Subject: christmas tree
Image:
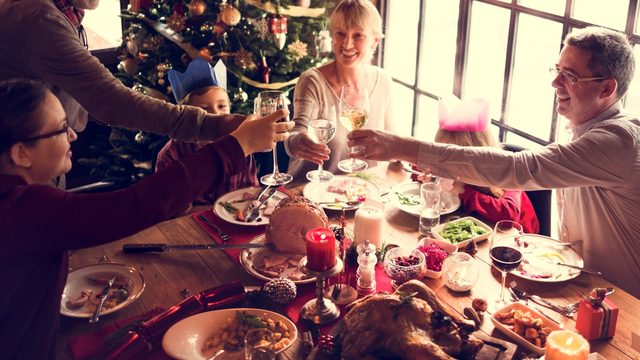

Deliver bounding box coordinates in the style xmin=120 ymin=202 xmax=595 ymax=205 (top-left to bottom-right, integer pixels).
xmin=79 ymin=0 xmax=334 ymax=187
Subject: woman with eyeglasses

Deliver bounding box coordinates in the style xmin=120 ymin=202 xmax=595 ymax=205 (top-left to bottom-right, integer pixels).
xmin=0 ymin=78 xmax=293 ymax=360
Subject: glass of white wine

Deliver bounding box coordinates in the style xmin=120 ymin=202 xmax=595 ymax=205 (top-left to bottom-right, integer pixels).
xmin=306 ymin=102 xmax=337 ymax=182
xmin=254 ymin=90 xmax=293 ymax=186
xmin=337 ymin=84 xmax=370 ymax=173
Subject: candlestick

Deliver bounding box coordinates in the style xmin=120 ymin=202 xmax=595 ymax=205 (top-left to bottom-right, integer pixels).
xmin=306 ymin=228 xmax=337 ymax=271
xmin=353 ymin=206 xmax=385 ymax=249
xmin=299 ymin=256 xmax=343 ymax=324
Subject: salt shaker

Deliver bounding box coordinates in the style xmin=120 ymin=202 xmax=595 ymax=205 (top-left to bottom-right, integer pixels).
xmin=356 ymin=241 xmax=377 ymax=296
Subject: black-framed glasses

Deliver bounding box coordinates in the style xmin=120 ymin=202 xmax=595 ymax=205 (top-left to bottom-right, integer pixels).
xmin=78 ymin=24 xmax=88 ymax=50
xmin=549 ymin=67 xmax=608 ymax=86
xmin=22 ymin=120 xmax=70 ymax=143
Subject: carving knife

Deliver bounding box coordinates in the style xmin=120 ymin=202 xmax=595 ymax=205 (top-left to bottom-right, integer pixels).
xmin=244 ymin=185 xmax=272 ymax=219
xmin=123 ymin=243 xmax=274 ymax=253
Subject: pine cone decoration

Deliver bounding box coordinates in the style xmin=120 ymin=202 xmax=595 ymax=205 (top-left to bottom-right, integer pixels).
xmin=263 ymin=278 xmax=297 ymax=304
xmin=463 ymin=240 xmax=478 ymax=257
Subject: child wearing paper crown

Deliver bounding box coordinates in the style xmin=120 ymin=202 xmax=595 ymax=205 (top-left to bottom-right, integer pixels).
xmin=418 ymin=97 xmax=539 ymax=234
xmin=156 ymin=58 xmax=259 ymax=216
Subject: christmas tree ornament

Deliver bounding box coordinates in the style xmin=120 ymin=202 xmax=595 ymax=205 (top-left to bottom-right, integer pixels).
xmin=263 ymin=278 xmax=297 ymax=304
xmin=173 ymin=2 xmax=185 ymax=16
xmin=200 ymin=21 xmax=214 ymax=32
xmin=234 ymin=48 xmax=253 ymax=70
xmin=269 ymin=15 xmax=288 ymax=50
xmin=258 ymin=55 xmax=270 ymax=83
xmin=132 ymin=83 xmax=147 ymax=94
xmin=220 ymin=4 xmax=241 ymax=27
xmin=135 ymin=132 xmax=150 ymax=143
xmin=287 ymin=40 xmax=308 ymax=61
xmin=166 ymin=11 xmax=186 ymax=32
xmin=234 ymin=88 xmax=248 ymax=102
xmin=213 ymin=21 xmax=229 ymax=35
xmin=294 ymin=0 xmax=311 ymax=7
xmin=316 ymin=28 xmax=332 ymax=58
xmin=126 ymin=39 xmax=139 ymax=57
xmin=123 ymin=58 xmax=139 ymax=75
xmin=117 ymin=61 xmax=125 ymax=73
xmin=157 ymin=78 xmax=165 ymax=85
xmin=199 ymin=47 xmax=212 ymax=59
xmin=188 ymin=0 xmax=206 ymax=16
xmin=253 ymin=17 xmax=269 ymax=40
xmin=157 ymin=71 xmax=165 ymax=78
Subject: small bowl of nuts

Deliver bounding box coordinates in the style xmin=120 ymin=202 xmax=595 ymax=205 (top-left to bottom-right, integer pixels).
xmin=383 ymin=247 xmax=426 ymax=289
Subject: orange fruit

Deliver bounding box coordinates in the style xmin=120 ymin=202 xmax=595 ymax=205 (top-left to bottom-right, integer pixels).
xmin=545 ymin=330 xmax=590 ymax=360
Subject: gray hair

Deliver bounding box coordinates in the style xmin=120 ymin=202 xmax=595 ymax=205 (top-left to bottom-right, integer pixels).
xmin=565 ymin=26 xmax=635 ymax=98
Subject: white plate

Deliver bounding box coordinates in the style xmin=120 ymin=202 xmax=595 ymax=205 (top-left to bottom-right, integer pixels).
xmin=61 ymin=263 xmax=145 ymax=318
xmin=213 ymin=187 xmax=289 ymax=226
xmin=162 ymin=308 xmax=297 ymax=360
xmin=492 ymin=302 xmax=561 ymax=354
xmin=431 ymin=216 xmax=493 ymax=248
xmin=416 ymin=237 xmax=458 ymax=279
xmin=388 ymin=181 xmax=460 ymax=216
xmin=511 ymin=234 xmax=584 ymax=282
xmin=239 ymin=234 xmax=316 ymax=284
xmin=302 ymin=175 xmax=380 ymax=210
xmin=541 ymin=353 xmax=605 ymax=360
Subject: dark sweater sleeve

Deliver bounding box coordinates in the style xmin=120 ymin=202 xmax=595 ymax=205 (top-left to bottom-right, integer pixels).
xmin=3 ymin=136 xmax=246 ymax=256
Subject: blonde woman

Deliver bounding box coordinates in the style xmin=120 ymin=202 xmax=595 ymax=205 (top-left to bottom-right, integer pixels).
xmin=285 ymin=0 xmax=395 ymax=182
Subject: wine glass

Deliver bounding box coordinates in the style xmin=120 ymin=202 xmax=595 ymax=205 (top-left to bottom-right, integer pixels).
xmin=337 ymin=84 xmax=370 ymax=173
xmin=254 ymin=90 xmax=293 ymax=186
xmin=306 ymin=103 xmax=337 ymax=182
xmin=489 ymin=220 xmax=525 ymax=310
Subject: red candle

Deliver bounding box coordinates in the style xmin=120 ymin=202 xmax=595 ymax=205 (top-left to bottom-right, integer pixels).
xmin=306 ymin=228 xmax=337 ymax=271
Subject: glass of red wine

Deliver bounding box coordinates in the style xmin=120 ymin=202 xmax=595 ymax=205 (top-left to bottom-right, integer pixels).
xmin=489 ymin=220 xmax=524 ymax=310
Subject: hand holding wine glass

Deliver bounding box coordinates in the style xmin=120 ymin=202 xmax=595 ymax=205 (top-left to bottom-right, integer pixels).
xmin=489 ymin=220 xmax=524 ymax=310
xmin=338 ymin=84 xmax=370 ymax=173
xmin=254 ymin=90 xmax=293 ymax=186
xmin=306 ymin=103 xmax=337 ymax=182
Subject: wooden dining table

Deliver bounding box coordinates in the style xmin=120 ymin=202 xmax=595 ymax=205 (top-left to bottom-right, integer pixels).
xmin=56 ymin=161 xmax=640 ymax=360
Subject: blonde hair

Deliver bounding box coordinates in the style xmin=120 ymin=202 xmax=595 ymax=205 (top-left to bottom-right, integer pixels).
xmin=434 ymin=129 xmax=502 ymax=149
xmin=178 ymin=86 xmax=230 ymax=106
xmin=330 ymin=0 xmax=383 ymax=38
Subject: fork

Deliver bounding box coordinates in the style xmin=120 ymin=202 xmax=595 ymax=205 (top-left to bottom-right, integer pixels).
xmin=197 ymin=214 xmax=231 ymax=241
xmin=510 ymin=281 xmax=573 ymax=317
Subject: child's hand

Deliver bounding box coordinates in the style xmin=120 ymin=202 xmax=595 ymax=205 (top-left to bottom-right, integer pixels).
xmin=231 ymin=109 xmax=294 ymax=155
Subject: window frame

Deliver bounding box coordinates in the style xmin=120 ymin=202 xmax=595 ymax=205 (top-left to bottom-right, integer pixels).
xmin=88 ymin=0 xmax=130 ymax=66
xmin=380 ymin=0 xmax=640 ymax=145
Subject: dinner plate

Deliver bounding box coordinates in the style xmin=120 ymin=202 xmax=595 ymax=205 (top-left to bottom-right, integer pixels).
xmin=388 ymin=181 xmax=460 ymax=216
xmin=303 ymin=175 xmax=380 ymax=210
xmin=239 ymin=234 xmax=316 ymax=284
xmin=61 ymin=263 xmax=145 ymax=318
xmin=511 ymin=234 xmax=584 ymax=282
xmin=491 ymin=302 xmax=561 ymax=354
xmin=162 ymin=308 xmax=297 ymax=360
xmin=213 ymin=186 xmax=289 ymax=226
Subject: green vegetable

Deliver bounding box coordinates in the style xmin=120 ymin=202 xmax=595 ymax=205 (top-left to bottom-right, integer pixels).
xmin=395 ymin=192 xmax=420 ymax=206
xmin=111 ymin=286 xmax=130 ymax=302
xmin=439 ymin=220 xmax=488 ymax=243
xmin=220 ymin=201 xmax=238 ymax=213
xmin=351 ymin=172 xmax=380 ymax=183
xmin=236 ymin=311 xmax=267 ymax=328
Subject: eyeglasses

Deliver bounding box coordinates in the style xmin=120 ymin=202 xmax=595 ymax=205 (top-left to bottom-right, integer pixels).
xmin=22 ymin=120 xmax=70 ymax=143
xmin=549 ymin=67 xmax=608 ymax=86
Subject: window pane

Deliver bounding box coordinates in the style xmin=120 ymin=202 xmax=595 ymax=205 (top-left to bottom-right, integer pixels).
xmin=419 ymin=0 xmax=459 ymax=95
xmin=623 ymin=45 xmax=640 ymax=114
xmin=518 ymin=0 xmax=566 ymax=16
xmin=385 ymin=0 xmax=420 ymax=84
xmin=507 ymin=14 xmax=561 ymax=140
xmin=572 ymin=0 xmax=629 ymax=31
xmin=392 ymin=82 xmax=415 ymax=136
xmin=464 ymin=2 xmax=510 ymax=120
xmin=83 ymin=0 xmax=123 ymax=50
xmin=416 ymin=94 xmax=439 ymax=141
xmin=503 ymin=132 xmax=547 ymax=150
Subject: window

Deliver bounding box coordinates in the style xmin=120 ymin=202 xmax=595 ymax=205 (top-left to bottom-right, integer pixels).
xmin=381 ymin=0 xmax=640 ymax=147
xmin=82 ymin=0 xmax=124 ymax=51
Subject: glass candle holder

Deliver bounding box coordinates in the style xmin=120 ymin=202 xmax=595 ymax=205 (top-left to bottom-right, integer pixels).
xmin=441 ymin=252 xmax=479 ymax=292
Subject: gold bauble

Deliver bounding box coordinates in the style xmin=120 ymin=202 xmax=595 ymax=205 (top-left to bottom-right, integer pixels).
xmin=220 ymin=5 xmax=241 ymax=27
xmin=188 ymin=0 xmax=206 ymax=16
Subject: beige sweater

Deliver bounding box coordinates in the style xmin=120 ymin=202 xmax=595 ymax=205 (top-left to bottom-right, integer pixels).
xmin=0 ymin=0 xmax=243 ymax=141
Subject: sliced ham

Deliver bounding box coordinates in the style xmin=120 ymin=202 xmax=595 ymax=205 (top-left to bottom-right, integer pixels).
xmin=66 ymin=289 xmax=94 ymax=309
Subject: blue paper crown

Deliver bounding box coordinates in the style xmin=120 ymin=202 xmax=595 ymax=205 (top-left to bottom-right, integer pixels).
xmin=168 ymin=58 xmax=227 ymax=103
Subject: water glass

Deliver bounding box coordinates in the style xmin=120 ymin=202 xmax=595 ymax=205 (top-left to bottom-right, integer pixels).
xmin=419 ymin=183 xmax=441 ymax=235
xmin=245 ymin=328 xmax=276 ymax=360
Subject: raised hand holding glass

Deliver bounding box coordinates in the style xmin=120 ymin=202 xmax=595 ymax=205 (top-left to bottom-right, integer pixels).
xmin=306 ymin=103 xmax=337 ymax=182
xmin=337 ymin=84 xmax=370 ymax=173
xmin=254 ymin=91 xmax=293 ymax=186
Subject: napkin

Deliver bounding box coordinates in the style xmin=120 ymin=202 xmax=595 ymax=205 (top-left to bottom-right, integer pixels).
xmin=67 ymin=308 xmax=163 ymax=360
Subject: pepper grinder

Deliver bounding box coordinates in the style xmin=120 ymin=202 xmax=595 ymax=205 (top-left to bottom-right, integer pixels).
xmin=356 ymin=240 xmax=377 ymax=296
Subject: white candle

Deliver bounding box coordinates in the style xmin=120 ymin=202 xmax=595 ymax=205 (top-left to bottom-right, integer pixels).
xmin=354 ymin=206 xmax=385 ymax=249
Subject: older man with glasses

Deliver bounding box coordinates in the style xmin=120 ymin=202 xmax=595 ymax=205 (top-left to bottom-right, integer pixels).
xmin=348 ymin=26 xmax=640 ymax=298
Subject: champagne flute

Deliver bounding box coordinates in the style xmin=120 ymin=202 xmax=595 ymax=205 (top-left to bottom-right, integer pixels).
xmin=306 ymin=103 xmax=337 ymax=182
xmin=337 ymin=84 xmax=370 ymax=173
xmin=489 ymin=220 xmax=525 ymax=310
xmin=254 ymin=90 xmax=293 ymax=186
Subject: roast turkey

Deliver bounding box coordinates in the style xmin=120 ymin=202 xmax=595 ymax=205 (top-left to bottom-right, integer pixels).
xmin=339 ymin=280 xmax=483 ymax=360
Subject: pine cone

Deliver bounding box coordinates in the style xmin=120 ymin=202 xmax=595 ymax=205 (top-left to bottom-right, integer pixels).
xmin=246 ymin=289 xmax=265 ymax=306
xmin=463 ymin=240 xmax=478 ymax=257
xmin=263 ymin=278 xmax=297 ymax=304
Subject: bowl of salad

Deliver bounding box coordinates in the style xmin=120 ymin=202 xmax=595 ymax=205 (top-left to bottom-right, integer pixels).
xmin=431 ymin=216 xmax=492 ymax=248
